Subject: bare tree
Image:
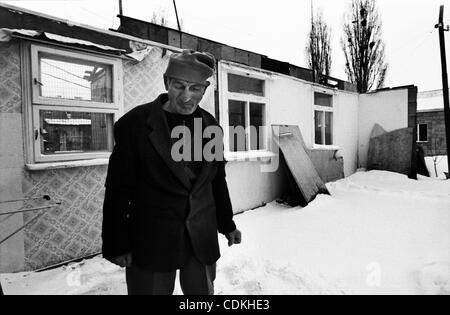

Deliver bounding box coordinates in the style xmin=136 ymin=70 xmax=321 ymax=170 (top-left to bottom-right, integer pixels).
xmin=341 ymin=0 xmax=388 ymax=93
xmin=151 ymin=8 xmax=184 ymax=31
xmin=151 ymin=8 xmax=170 ymax=27
xmin=306 ymin=9 xmax=332 ymax=83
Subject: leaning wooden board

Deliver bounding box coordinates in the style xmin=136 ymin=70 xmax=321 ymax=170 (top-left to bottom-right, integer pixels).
xmin=272 ymin=125 xmax=329 ymax=204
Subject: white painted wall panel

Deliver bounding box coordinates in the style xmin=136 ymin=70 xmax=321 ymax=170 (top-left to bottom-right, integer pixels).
xmin=358 ymin=89 xmax=409 ymax=168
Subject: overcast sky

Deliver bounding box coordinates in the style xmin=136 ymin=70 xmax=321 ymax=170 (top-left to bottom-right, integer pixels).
xmin=2 ymin=0 xmax=450 ymax=91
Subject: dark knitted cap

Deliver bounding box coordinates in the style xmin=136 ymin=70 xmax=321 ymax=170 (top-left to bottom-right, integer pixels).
xmin=165 ymin=50 xmax=215 ymax=85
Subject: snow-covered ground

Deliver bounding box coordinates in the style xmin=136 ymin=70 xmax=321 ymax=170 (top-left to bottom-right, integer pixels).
xmin=425 ymin=156 xmax=448 ymax=179
xmin=1 ymin=170 xmax=449 ymax=295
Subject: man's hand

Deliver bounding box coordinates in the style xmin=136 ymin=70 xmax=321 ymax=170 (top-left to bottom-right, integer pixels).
xmin=107 ymin=253 xmax=133 ymax=268
xmin=225 ymin=229 xmax=242 ymax=247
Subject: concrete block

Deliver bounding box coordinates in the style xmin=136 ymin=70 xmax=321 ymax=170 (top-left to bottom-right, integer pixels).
xmin=235 ymin=49 xmax=249 ymax=65
xmin=248 ymin=52 xmax=261 ymax=68
xmin=220 ymin=45 xmax=235 ymax=62
xmin=168 ymin=30 xmax=181 ymax=48
xmin=198 ymin=39 xmax=221 ymax=60
xmin=181 ymin=33 xmax=198 ymax=50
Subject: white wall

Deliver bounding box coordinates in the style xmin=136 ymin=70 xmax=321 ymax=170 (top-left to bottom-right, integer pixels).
xmin=222 ymin=69 xmax=361 ymax=212
xmin=358 ymin=89 xmax=409 ymax=168
xmin=269 ymin=73 xmax=360 ymax=177
xmin=334 ymin=92 xmax=360 ymax=176
xmin=269 ymin=75 xmax=313 ymax=147
xmin=225 ymin=160 xmax=285 ymax=213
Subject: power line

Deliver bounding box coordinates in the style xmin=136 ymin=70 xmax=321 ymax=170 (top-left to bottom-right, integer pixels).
xmin=42 ymin=60 xmax=88 ymax=81
xmin=79 ymin=6 xmax=114 ymax=24
xmin=388 ymin=28 xmax=435 ymax=57
xmin=41 ymin=72 xmax=91 ymax=89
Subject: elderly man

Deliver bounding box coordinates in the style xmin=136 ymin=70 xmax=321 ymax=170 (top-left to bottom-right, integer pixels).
xmin=102 ymin=50 xmax=241 ymax=295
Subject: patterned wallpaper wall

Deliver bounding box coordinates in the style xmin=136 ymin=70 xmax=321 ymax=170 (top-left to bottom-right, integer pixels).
xmin=22 ymin=166 xmax=106 ymax=270
xmin=0 ymin=42 xmax=21 ymax=114
xmin=20 ymin=45 xmax=170 ymax=271
xmin=123 ymin=46 xmax=169 ymax=112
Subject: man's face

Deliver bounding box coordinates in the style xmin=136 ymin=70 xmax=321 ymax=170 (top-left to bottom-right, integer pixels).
xmin=165 ymin=77 xmax=208 ymax=115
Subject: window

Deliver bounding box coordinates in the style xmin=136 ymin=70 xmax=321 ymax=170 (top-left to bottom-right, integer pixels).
xmin=227 ymin=73 xmax=265 ymax=96
xmin=28 ymin=44 xmax=123 ymax=163
xmin=313 ymin=92 xmax=334 ymax=146
xmin=220 ymin=65 xmax=269 ymax=158
xmin=417 ymin=124 xmax=428 ymax=143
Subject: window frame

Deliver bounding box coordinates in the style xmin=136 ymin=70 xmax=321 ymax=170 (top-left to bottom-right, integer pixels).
xmin=312 ymin=90 xmax=335 ymax=147
xmin=30 ymin=45 xmax=122 ymax=109
xmin=218 ymin=62 xmax=271 ymax=160
xmin=417 ymin=123 xmax=428 ymax=143
xmin=32 ymin=105 xmax=118 ymax=163
xmin=24 ymin=43 xmax=123 ymax=164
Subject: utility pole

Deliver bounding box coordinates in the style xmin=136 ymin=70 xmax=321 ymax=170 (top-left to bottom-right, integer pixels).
xmin=173 ymin=0 xmax=182 ymax=48
xmin=435 ymin=5 xmax=450 ymax=178
xmin=173 ymin=0 xmax=181 ymax=32
xmin=118 ymin=0 xmax=123 ymax=27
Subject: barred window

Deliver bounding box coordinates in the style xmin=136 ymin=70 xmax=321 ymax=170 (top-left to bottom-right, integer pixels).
xmin=29 ymin=44 xmax=122 ymax=163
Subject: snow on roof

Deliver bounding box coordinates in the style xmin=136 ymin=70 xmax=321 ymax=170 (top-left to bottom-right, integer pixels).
xmin=44 ymin=118 xmax=91 ymax=126
xmin=417 ymin=89 xmax=447 ymax=111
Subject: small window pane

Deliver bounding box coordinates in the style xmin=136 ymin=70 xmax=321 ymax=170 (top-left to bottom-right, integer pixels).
xmin=40 ymin=110 xmax=113 ymax=155
xmin=250 ymin=103 xmax=266 ymax=150
xmin=39 ymin=53 xmax=113 ymax=103
xmin=314 ymin=92 xmax=333 ymax=107
xmin=315 ymin=111 xmax=324 ymax=145
xmin=418 ymin=124 xmax=428 ymax=142
xmin=228 ymin=100 xmax=246 ymax=152
xmin=325 ymin=112 xmax=333 ymax=145
xmin=228 ymin=74 xmax=264 ymax=96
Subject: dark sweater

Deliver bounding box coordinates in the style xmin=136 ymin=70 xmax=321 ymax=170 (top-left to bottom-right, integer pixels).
xmin=164 ymin=110 xmax=204 ymax=184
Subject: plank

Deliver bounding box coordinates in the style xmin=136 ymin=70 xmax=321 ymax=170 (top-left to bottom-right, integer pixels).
xmin=273 ymin=125 xmax=329 ymax=204
xmin=370 ymin=123 xmax=387 ymax=139
xmin=368 ymin=127 xmax=413 ymax=176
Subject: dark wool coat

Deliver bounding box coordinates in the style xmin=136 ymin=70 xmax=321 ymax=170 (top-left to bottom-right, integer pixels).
xmin=102 ymin=94 xmax=236 ymax=271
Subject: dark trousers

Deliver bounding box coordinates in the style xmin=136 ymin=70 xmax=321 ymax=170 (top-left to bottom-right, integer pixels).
xmin=126 ymin=255 xmax=216 ymax=295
